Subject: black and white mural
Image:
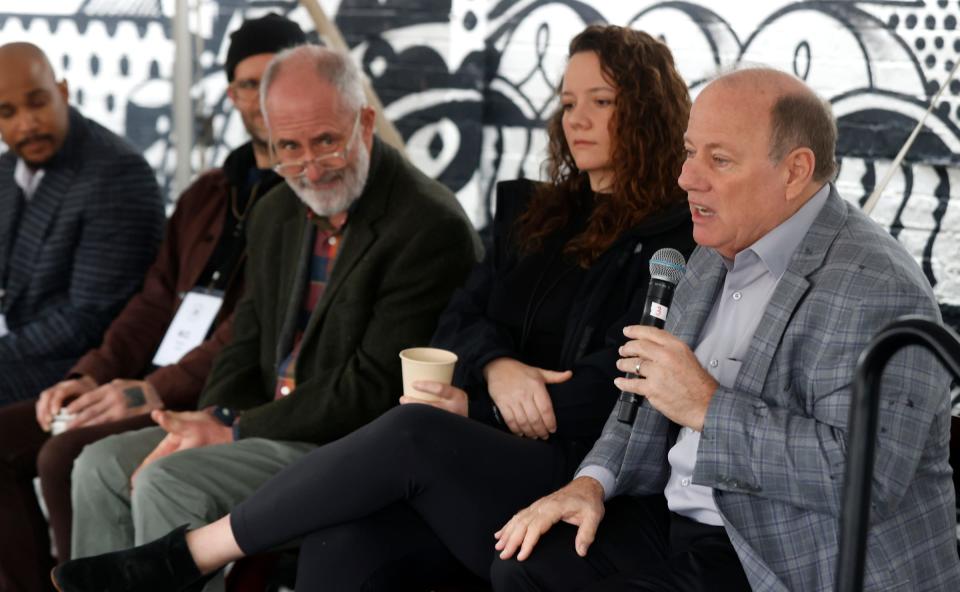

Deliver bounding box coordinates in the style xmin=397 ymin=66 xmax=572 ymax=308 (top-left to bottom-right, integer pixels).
xmin=1 ymin=0 xmax=959 ymax=328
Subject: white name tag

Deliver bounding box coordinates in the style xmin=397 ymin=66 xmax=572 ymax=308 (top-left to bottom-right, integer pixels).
xmin=152 ymin=289 xmax=224 ymax=366
xmin=0 ymin=313 xmax=8 ymax=338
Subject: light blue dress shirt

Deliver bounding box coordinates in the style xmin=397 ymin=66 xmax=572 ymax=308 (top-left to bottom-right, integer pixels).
xmin=578 ymin=183 xmax=831 ymax=526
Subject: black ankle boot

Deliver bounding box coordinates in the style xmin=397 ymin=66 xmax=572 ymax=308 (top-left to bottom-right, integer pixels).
xmin=51 ymin=525 xmax=214 ymax=592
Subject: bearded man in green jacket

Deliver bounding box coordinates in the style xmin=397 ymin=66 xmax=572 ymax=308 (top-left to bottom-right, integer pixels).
xmin=69 ymin=44 xmax=481 ymax=592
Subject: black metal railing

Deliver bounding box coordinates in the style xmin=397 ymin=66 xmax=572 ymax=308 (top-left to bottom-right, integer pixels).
xmin=836 ymin=316 xmax=960 ymax=592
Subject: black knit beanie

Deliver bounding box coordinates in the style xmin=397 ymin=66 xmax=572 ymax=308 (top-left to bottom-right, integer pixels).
xmin=225 ymin=13 xmax=307 ymax=81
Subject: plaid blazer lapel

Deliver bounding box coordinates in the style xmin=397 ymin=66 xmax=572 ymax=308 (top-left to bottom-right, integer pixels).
xmin=734 ymin=188 xmax=848 ymax=396
xmin=667 ymin=246 xmax=727 ymax=349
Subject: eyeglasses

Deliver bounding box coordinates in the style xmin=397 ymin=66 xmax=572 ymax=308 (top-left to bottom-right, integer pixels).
xmin=230 ymin=78 xmax=260 ymax=102
xmin=271 ymin=113 xmax=361 ymax=177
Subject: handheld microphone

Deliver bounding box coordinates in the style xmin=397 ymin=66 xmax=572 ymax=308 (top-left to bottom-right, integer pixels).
xmin=616 ymin=248 xmax=687 ymax=424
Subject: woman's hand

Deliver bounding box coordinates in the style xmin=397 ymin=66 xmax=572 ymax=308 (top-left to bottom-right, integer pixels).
xmin=482 ymin=357 xmax=572 ymax=439
xmin=400 ymin=381 xmax=469 ymax=416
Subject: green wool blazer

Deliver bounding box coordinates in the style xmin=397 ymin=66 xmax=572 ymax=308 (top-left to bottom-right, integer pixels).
xmin=199 ymin=138 xmax=481 ymax=444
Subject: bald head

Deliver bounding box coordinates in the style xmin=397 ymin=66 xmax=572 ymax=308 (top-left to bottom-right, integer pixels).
xmin=0 ymin=42 xmax=58 ymax=83
xmin=705 ymin=68 xmax=837 ymax=182
xmin=708 ymin=67 xmax=808 ymax=99
xmin=0 ymin=42 xmax=70 ymax=166
xmin=679 ymin=67 xmax=834 ymax=259
xmin=260 ymin=45 xmax=365 ymax=126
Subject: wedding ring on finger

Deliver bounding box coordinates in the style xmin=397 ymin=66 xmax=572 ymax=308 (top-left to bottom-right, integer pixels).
xmin=634 ymin=360 xmax=643 ymax=377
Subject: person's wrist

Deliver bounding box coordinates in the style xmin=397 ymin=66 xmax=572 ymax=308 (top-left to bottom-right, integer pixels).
xmin=141 ymin=380 xmax=162 ymax=407
xmin=482 ymin=357 xmax=510 ymax=382
xmin=209 ymin=405 xmax=238 ymax=427
xmin=574 ymin=475 xmax=605 ymax=500
xmin=483 ymin=356 xmax=517 ymax=385
xmin=69 ymin=374 xmax=97 ymax=389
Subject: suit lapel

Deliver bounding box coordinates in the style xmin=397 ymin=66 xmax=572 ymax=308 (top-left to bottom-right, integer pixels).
xmin=0 ymin=159 xmax=20 ymax=266
xmin=732 ymin=187 xmax=848 ymax=395
xmin=306 ymin=218 xmax=375 ymax=332
xmin=3 ymin=164 xmax=74 ymax=309
xmin=299 ymin=139 xmax=392 ymax=345
xmin=275 ymin=210 xmax=311 ymax=360
xmin=2 ymin=107 xmax=85 ymax=311
xmin=668 ymin=246 xmax=727 ymax=349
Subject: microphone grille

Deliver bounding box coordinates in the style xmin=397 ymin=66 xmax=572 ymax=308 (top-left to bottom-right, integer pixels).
xmin=649 ymin=248 xmax=686 ymax=285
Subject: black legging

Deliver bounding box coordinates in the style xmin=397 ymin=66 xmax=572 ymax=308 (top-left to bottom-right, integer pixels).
xmin=230 ymin=404 xmax=572 ymax=588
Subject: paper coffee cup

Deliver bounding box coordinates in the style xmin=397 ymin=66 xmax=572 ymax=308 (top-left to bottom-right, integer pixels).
xmin=399 ymin=347 xmax=458 ymax=402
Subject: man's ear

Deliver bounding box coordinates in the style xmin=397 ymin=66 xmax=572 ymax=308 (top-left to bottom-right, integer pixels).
xmin=784 ymin=147 xmax=815 ymax=202
xmin=361 ymin=105 xmax=377 ymax=147
xmin=225 ymin=84 xmax=237 ymax=106
xmin=57 ymin=79 xmax=69 ymax=102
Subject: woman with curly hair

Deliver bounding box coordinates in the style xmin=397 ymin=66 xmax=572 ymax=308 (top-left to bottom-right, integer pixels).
xmin=53 ymin=24 xmax=695 ymax=592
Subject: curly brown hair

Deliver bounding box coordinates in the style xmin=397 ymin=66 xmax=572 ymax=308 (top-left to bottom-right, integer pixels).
xmin=515 ymin=25 xmax=691 ymax=267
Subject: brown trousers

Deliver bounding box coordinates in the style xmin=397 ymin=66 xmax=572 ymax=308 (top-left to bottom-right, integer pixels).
xmin=0 ymin=400 xmax=152 ymax=592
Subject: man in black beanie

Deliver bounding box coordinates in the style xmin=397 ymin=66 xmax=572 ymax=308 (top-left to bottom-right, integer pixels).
xmin=223 ymin=13 xmax=308 ymax=161
xmin=0 ymin=13 xmax=305 ymax=592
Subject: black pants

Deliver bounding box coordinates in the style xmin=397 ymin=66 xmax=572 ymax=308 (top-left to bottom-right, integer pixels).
xmin=230 ymin=404 xmax=572 ymax=589
xmin=490 ymin=496 xmax=750 ymax=592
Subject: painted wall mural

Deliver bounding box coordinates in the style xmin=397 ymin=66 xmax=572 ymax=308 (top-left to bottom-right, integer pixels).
xmin=1 ymin=0 xmax=959 ymax=330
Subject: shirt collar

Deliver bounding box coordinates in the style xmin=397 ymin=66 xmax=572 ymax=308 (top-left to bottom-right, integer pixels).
xmin=14 ymin=158 xmax=46 ymax=201
xmin=306 ymin=208 xmax=350 ymax=233
xmin=734 ymin=182 xmax=830 ymax=279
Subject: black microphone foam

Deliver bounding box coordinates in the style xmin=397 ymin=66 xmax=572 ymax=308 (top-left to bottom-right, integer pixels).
xmin=616 ymin=248 xmax=687 ymax=424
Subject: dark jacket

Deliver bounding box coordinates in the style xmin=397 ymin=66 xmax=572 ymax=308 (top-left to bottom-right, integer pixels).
xmin=70 ymin=143 xmax=283 ymax=409
xmin=0 ymin=107 xmax=164 ymax=402
xmin=432 ymin=178 xmax=696 ymax=472
xmin=199 ymin=138 xmax=482 ymax=444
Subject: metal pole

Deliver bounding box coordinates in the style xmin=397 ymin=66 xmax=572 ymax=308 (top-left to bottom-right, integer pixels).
xmin=861 ymin=58 xmax=960 ymax=216
xmin=172 ymin=0 xmax=194 ymax=197
xmin=836 ymin=316 xmax=960 ymax=592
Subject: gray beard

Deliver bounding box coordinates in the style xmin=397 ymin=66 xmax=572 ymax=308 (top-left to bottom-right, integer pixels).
xmin=289 ymin=142 xmax=370 ymax=216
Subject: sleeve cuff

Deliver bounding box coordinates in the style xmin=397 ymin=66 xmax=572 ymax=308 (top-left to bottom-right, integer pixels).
xmin=575 ymin=465 xmax=617 ymax=500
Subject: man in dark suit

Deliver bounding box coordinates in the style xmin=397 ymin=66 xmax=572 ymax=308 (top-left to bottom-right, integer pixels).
xmin=70 ymin=44 xmax=481 ymax=592
xmin=0 ymin=42 xmax=164 ymax=407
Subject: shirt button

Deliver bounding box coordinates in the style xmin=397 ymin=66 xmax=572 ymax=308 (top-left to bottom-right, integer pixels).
xmin=681 ymin=478 xmax=691 ymax=487
xmin=709 ymin=359 xmax=719 ymax=368
xmin=280 ymin=385 xmax=291 ymax=396
xmin=732 ymin=291 xmax=742 ymax=301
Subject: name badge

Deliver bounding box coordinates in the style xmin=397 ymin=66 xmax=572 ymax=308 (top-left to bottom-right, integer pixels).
xmin=152 ymin=289 xmax=224 ymax=366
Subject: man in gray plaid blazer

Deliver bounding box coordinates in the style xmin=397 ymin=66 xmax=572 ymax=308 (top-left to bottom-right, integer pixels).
xmin=0 ymin=43 xmax=163 ymax=406
xmin=492 ymin=69 xmax=960 ymax=591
